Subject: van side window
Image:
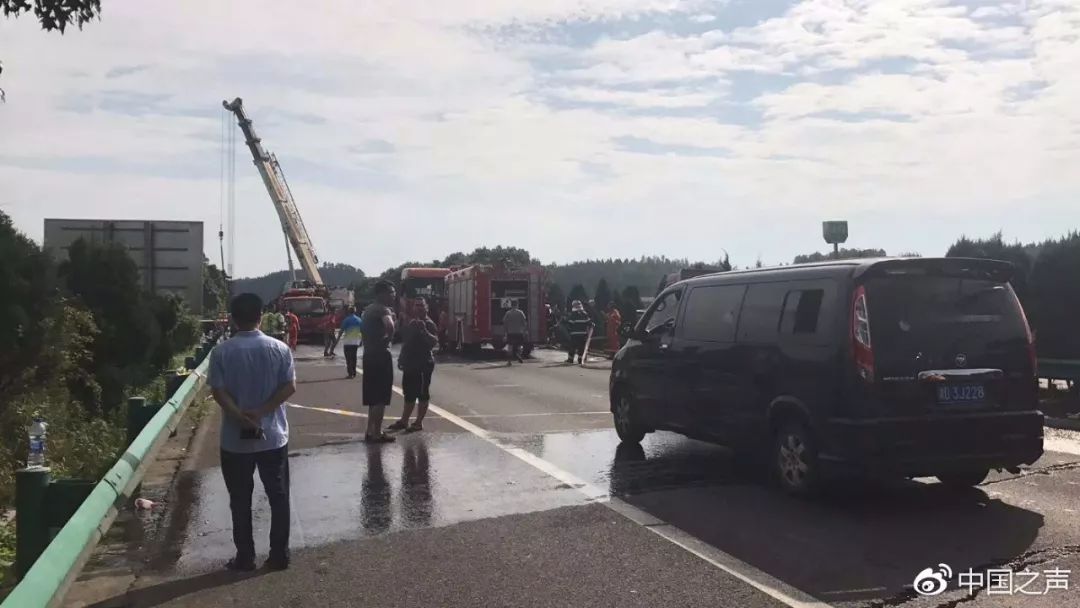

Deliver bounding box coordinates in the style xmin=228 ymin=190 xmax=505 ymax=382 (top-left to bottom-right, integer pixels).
xmin=644 ymin=290 xmax=681 ymax=333
xmin=681 ymin=285 xmax=747 ymax=342
xmin=738 ymin=283 xmax=789 ymax=343
xmin=781 ymin=289 xmax=825 ymax=335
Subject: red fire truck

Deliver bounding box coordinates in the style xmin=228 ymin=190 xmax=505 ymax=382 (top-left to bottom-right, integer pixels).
xmin=444 ymin=263 xmax=546 ymax=355
xmin=398 ymin=267 xmax=452 ymax=330
xmin=278 ymin=282 xmax=354 ymax=342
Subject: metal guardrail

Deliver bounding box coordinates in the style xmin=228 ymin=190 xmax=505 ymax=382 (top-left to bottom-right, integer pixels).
xmin=1 ymin=353 xmax=212 ymax=608
xmin=1039 ymin=358 xmax=1080 ymax=382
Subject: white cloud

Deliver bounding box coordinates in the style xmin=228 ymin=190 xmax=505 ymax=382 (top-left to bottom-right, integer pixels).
xmin=2 ymin=0 xmax=1079 ymax=276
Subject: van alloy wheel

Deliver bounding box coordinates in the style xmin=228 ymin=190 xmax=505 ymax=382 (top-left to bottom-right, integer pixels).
xmin=614 ymin=392 xmax=645 ymax=444
xmin=778 ymin=434 xmax=808 ymax=486
xmin=774 ymin=422 xmax=820 ymax=495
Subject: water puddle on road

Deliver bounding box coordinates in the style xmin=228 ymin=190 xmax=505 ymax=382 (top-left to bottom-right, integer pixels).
xmin=169 ymin=433 xmax=587 ymax=574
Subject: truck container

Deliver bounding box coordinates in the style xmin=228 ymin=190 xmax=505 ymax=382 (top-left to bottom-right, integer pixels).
xmin=444 ymin=264 xmax=546 ymax=354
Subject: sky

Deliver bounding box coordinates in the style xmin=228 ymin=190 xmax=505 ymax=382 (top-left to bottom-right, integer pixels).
xmin=1 ymin=0 xmax=1077 ymax=278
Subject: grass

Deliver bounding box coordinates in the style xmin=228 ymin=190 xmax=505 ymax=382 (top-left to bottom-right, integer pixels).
xmin=0 ymin=515 xmax=13 ymax=586
xmin=0 ymin=346 xmax=205 ymax=583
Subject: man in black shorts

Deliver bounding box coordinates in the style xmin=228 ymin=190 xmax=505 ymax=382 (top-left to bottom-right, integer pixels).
xmin=361 ymin=281 xmax=397 ymax=443
xmin=388 ymin=298 xmax=438 ymax=433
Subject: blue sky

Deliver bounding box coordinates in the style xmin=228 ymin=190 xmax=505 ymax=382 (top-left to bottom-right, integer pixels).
xmin=0 ymin=0 xmax=1077 ymax=277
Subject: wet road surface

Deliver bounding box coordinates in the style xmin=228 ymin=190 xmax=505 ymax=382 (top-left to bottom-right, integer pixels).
xmin=126 ymin=344 xmax=1080 ymax=608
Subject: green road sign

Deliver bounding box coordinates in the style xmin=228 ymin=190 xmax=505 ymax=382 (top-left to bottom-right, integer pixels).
xmin=823 ymin=221 xmax=849 ymax=245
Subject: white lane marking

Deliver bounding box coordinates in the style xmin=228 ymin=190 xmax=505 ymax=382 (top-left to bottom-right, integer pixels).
xmin=369 ymin=377 xmax=831 ymax=608
xmin=288 ymin=403 xmax=367 ymax=418
xmin=1044 ymin=437 xmax=1080 ymax=456
xmin=458 ymin=411 xmax=610 ymax=419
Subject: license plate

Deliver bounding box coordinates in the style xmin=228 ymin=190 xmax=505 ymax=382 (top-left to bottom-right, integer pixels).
xmin=936 ymin=384 xmax=986 ymax=404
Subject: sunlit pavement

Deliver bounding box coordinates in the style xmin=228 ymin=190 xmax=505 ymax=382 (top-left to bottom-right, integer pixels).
xmin=122 ymin=344 xmax=1080 ymax=608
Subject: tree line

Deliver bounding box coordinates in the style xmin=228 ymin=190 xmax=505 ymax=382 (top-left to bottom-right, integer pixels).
xmin=945 ymin=232 xmax=1080 ymax=359
xmin=230 ymin=233 xmax=1080 ymax=359
xmin=0 ymin=210 xmax=200 ymax=510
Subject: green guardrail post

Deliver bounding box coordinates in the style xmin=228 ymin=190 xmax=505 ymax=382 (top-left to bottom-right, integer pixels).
xmin=165 ymin=371 xmax=184 ymax=399
xmin=125 ymin=397 xmax=148 ymax=448
xmin=1 ymin=354 xmax=213 ymax=608
xmin=193 ymin=346 xmax=205 ymax=365
xmin=45 ymin=480 xmax=95 ymax=538
xmin=15 ymin=468 xmax=51 ymax=580
xmin=184 ymin=355 xmax=196 ymax=370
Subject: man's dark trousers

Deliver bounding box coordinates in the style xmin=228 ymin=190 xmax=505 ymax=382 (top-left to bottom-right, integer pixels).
xmin=344 ymin=345 xmax=359 ymax=377
xmin=221 ymin=445 xmax=290 ymax=562
xmin=568 ymin=335 xmax=587 ymax=360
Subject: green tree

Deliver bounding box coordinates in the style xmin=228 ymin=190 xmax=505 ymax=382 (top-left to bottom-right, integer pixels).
xmin=1027 ymin=232 xmax=1080 ymax=358
xmin=1 ymin=0 xmax=102 ymax=101
xmin=568 ymin=283 xmax=588 ymax=305
xmin=594 ymin=278 xmax=612 ymax=312
xmin=793 ymin=248 xmax=887 ymax=264
xmin=0 ymin=210 xmax=58 ymax=399
xmin=946 ymin=232 xmax=1032 ymax=306
xmin=203 ymin=259 xmax=229 ymax=315
xmin=59 ymin=239 xmax=166 ymax=413
xmin=547 ymin=282 xmax=565 ymax=310
xmin=440 ymin=251 xmax=468 ymax=267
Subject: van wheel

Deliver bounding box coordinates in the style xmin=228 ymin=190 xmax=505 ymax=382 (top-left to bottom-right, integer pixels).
xmin=773 ymin=422 xmax=820 ymax=496
xmin=936 ymin=469 xmax=989 ymax=489
xmin=613 ymin=390 xmax=646 ymax=444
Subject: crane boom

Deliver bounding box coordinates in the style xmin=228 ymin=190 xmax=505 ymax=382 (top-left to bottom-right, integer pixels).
xmin=222 ymin=97 xmax=324 ymax=287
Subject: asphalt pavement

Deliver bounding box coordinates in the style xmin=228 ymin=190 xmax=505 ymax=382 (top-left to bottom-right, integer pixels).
xmin=112 ymin=344 xmax=1080 ymax=608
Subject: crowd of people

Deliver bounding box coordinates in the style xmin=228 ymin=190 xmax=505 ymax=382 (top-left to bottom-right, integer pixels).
xmin=209 ymin=285 xmax=633 ymax=573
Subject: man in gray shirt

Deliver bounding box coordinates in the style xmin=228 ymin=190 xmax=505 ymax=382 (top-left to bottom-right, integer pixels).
xmin=502 ymin=299 xmax=528 ymax=366
xmin=361 ymin=281 xmax=397 ymax=443
xmin=209 ymin=293 xmax=296 ymax=572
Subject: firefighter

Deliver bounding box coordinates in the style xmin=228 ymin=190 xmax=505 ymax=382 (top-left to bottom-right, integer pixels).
xmin=284 ymin=309 xmax=301 ymax=351
xmin=563 ymin=300 xmax=594 ymax=364
xmin=605 ymin=302 xmax=622 ymax=354
xmin=273 ymin=306 xmax=287 ymax=342
xmin=261 ymin=306 xmax=282 ymax=341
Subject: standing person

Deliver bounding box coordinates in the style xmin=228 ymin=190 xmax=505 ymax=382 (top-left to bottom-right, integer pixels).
xmin=284 ymin=309 xmax=300 ymax=351
xmin=438 ymin=308 xmax=450 ymax=352
xmin=605 ymin=302 xmax=622 ymax=354
xmin=563 ymin=300 xmax=594 ymax=364
xmin=361 ymin=281 xmax=397 ymax=443
xmin=389 ymin=298 xmax=438 ymax=432
xmin=208 ymin=293 xmax=295 ymax=572
xmin=261 ymin=307 xmax=279 ymax=339
xmin=336 ymin=306 xmax=363 ymax=379
xmin=502 ymin=299 xmax=528 ymax=366
xmin=273 ymin=306 xmax=287 ymax=343
xmin=323 ymin=312 xmax=337 ymax=358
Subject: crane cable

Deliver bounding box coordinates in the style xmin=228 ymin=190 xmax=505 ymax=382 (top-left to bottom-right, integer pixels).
xmin=219 ymin=107 xmax=227 ymax=278
xmin=227 ymin=106 xmax=237 ymax=280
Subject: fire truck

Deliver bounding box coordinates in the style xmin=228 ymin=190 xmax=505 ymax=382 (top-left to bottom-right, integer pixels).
xmin=397 ymin=267 xmax=452 ymax=330
xmin=224 ymin=97 xmax=352 ymax=342
xmin=444 ymin=263 xmax=546 ymax=355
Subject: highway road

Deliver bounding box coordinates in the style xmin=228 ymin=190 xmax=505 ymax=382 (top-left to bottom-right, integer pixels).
xmin=121 ymin=344 xmax=1080 ymax=608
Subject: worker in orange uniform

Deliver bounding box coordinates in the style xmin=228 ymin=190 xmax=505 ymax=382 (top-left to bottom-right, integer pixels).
xmin=285 ymin=309 xmax=301 ymax=351
xmin=605 ymin=302 xmax=622 ymax=354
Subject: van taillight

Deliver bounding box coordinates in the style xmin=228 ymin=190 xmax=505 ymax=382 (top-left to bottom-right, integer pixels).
xmin=1011 ymin=289 xmax=1037 ymax=375
xmin=852 ymin=285 xmax=874 ymax=382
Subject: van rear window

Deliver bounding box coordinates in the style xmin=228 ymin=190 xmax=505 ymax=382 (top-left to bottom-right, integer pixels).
xmin=865 ymin=277 xmax=1027 ymax=358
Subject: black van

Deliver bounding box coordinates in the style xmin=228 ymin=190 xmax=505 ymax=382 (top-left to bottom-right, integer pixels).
xmin=609 ymin=258 xmax=1044 ymax=495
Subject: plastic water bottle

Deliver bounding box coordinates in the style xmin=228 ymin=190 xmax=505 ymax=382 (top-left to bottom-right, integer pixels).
xmin=27 ymin=416 xmax=47 ymax=468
